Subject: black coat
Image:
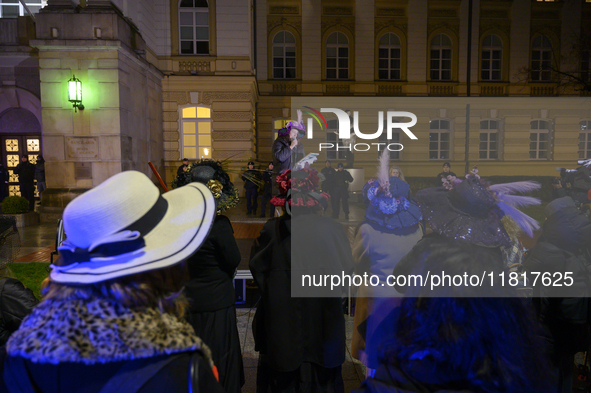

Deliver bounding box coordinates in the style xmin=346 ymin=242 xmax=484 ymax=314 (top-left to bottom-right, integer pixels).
xmin=320 ymin=167 xmax=336 ymax=192
xmin=241 ymin=169 xmax=261 ymax=190
xmin=524 ymin=202 xmax=591 ymax=354
xmin=262 ymin=170 xmax=273 ymax=194
xmin=333 ymin=169 xmax=353 ymax=190
xmin=0 ymin=278 xmax=38 ymax=345
xmin=272 ymin=137 xmax=304 ymax=173
xmin=13 ymin=162 xmax=35 ymax=184
xmin=184 ymin=215 xmax=241 ymax=312
xmin=35 ymin=161 xmax=45 ymax=182
xmin=2 ymin=351 xmax=224 ymax=393
xmin=249 ymin=214 xmax=354 ymax=372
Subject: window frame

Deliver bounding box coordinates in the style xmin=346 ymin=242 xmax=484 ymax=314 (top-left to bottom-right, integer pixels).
xmin=325 ymin=31 xmax=350 ymax=80
xmin=529 ymin=119 xmax=552 ymax=160
xmin=179 ymin=104 xmax=213 ymax=160
xmin=479 ymin=119 xmax=501 ymax=160
xmin=480 ymin=34 xmax=503 ymax=82
xmin=271 ymin=31 xmax=297 ymax=80
xmin=429 ymin=119 xmax=452 ymax=160
xmin=0 ymin=1 xmax=45 ymax=18
xmin=325 ymin=119 xmax=347 ymax=160
xmin=377 ymin=33 xmax=402 ymax=81
xmin=429 ymin=33 xmax=453 ymax=82
xmin=579 ymin=120 xmax=591 ymax=159
xmin=531 ymin=35 xmax=553 ymax=82
xmin=178 ymin=0 xmax=211 ymax=56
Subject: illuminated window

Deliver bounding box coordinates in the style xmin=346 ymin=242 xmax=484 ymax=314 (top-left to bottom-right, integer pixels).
xmin=179 ymin=0 xmax=209 ymax=55
xmin=579 ymin=120 xmax=591 ymax=159
xmin=430 ymin=34 xmax=452 ymax=81
xmin=181 ymin=106 xmax=212 ymax=159
xmin=272 ymin=31 xmax=296 ymax=79
xmin=0 ymin=1 xmax=46 ymax=18
xmin=530 ymin=120 xmax=551 ymax=159
xmin=481 ymin=35 xmax=502 ymax=81
xmin=479 ymin=120 xmax=500 ymax=159
xmin=378 ymin=33 xmax=401 ymax=80
xmin=5 ymin=139 xmax=18 ymax=152
xmin=326 ymin=32 xmax=349 ymax=80
xmin=429 ymin=119 xmax=451 ymax=160
xmin=531 ymin=35 xmax=552 ymax=82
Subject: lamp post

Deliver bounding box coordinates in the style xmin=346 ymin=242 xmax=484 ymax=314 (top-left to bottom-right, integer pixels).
xmin=68 ymin=75 xmax=84 ymax=112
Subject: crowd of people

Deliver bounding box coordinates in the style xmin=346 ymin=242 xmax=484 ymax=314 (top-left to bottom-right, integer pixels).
xmin=2 ymin=119 xmax=591 ymax=392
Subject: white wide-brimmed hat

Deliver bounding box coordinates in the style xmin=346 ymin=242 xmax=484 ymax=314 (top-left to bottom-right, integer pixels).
xmin=50 ymin=170 xmax=216 ymax=284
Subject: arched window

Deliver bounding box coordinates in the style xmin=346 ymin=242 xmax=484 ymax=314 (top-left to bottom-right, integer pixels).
xmin=481 ymin=35 xmax=502 ymax=81
xmin=272 ymin=31 xmax=296 ymax=79
xmin=479 ymin=120 xmax=499 ymax=159
xmin=531 ymin=35 xmax=552 ymax=82
xmin=378 ymin=33 xmax=401 ymax=80
xmin=430 ymin=34 xmax=452 ymax=81
xmin=579 ymin=120 xmax=591 ymax=159
xmin=180 ymin=106 xmax=212 ymax=159
xmin=530 ymin=120 xmax=551 ymax=159
xmin=429 ymin=119 xmax=451 ymax=160
xmin=326 ymin=32 xmax=349 ymax=80
xmin=179 ymin=0 xmax=209 ymax=55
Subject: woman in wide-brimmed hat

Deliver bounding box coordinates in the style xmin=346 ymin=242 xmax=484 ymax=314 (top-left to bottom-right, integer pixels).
xmin=3 ymin=171 xmax=224 ymax=392
xmin=352 ymin=150 xmax=423 ymax=376
xmin=181 ymin=159 xmax=245 ymax=393
xmin=250 ymin=168 xmax=354 ymax=393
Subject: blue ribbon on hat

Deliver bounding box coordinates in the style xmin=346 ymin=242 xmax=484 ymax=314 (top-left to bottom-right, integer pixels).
xmin=54 ymin=195 xmax=168 ymax=270
xmin=56 ymin=232 xmax=146 ymax=270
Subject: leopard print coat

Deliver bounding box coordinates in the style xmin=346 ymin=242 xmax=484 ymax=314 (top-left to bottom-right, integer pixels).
xmin=6 ymin=297 xmax=213 ymax=367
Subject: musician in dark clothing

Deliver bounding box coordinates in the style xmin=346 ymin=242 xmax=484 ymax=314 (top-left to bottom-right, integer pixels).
xmin=14 ymin=156 xmax=35 ymax=211
xmin=260 ymin=162 xmax=274 ymax=218
xmin=242 ymin=161 xmax=260 ymax=215
xmin=332 ymin=163 xmax=354 ymax=220
xmin=435 ymin=162 xmax=456 ymax=186
xmin=177 ymin=158 xmax=190 ymax=177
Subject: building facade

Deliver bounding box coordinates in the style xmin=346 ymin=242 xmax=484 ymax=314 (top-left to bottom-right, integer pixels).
xmin=0 ymin=0 xmax=590 ymax=218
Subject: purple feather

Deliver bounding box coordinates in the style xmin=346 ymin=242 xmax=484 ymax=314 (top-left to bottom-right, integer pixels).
xmin=497 ymin=194 xmax=541 ymax=208
xmin=497 ymin=201 xmax=540 ymax=238
xmin=489 ymin=181 xmax=541 ymax=195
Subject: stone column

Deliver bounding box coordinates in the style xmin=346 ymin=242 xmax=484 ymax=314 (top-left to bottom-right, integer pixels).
xmin=31 ymin=5 xmax=164 ymax=222
xmin=407 ymin=0 xmax=428 ymax=94
xmin=301 ymin=0 xmax=321 ymax=85
xmin=255 ymin=0 xmax=267 ymax=80
xmin=355 ymin=0 xmax=374 ymax=83
xmin=509 ymin=0 xmax=531 ymax=86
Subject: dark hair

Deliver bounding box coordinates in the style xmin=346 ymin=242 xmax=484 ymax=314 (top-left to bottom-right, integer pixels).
xmin=380 ymin=238 xmax=552 ymax=393
xmin=43 ymin=262 xmax=190 ymax=317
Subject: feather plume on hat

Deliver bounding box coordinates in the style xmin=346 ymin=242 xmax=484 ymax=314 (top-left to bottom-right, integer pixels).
xmin=377 ymin=149 xmax=391 ymax=197
xmin=489 ymin=181 xmax=542 ymax=237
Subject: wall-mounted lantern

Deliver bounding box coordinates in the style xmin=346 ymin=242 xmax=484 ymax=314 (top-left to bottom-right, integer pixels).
xmin=68 ymin=75 xmax=84 ymax=112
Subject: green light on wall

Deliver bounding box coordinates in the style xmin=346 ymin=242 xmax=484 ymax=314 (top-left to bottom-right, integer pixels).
xmin=68 ymin=75 xmax=84 ymax=112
